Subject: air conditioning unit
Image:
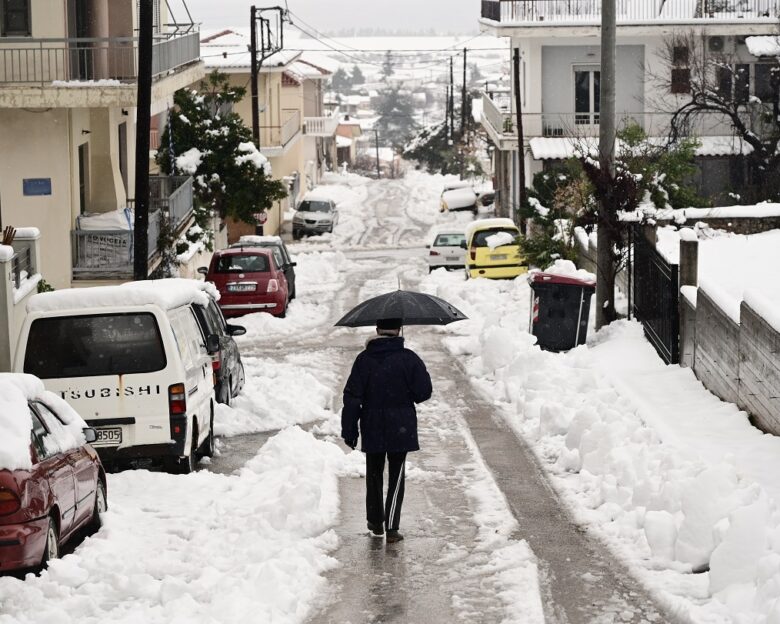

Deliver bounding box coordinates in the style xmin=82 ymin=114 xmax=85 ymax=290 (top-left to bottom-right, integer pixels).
xmin=708 ymin=36 xmax=725 ymax=52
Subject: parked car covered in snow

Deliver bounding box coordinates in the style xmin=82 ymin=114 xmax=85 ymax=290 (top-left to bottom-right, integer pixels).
xmin=463 ymin=218 xmax=526 ymax=280
xmin=426 ymin=226 xmax=466 ymax=272
xmin=230 ymin=235 xmax=297 ymax=300
xmin=292 ymin=193 xmax=339 ymax=239
xmin=206 ymin=247 xmax=290 ymax=318
xmin=0 ymin=373 xmax=105 ymax=573
xmin=440 ymin=185 xmax=478 ymax=215
xmin=15 ymin=280 xmax=217 ymax=474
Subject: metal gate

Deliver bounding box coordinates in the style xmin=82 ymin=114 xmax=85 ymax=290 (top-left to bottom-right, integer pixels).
xmin=632 ymin=227 xmax=680 ymax=364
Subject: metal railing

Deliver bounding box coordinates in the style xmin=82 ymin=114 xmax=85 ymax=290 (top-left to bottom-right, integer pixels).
xmin=481 ymin=0 xmax=779 ymax=23
xmin=11 ymin=246 xmax=33 ymax=289
xmin=260 ymin=109 xmax=302 ymax=149
xmin=0 ymin=30 xmax=200 ymax=87
xmin=72 ymin=176 xmax=194 ymax=278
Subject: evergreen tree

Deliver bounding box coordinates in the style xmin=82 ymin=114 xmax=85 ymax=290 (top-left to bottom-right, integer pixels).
xmin=351 ymin=64 xmax=366 ymax=86
xmin=375 ymin=87 xmax=418 ymax=150
xmin=330 ymin=67 xmax=352 ymax=92
xmin=381 ymin=51 xmax=395 ymax=79
xmin=156 ymin=71 xmax=287 ymax=227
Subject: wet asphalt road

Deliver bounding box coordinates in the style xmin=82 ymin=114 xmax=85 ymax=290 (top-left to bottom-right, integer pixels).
xmin=207 ymin=176 xmax=683 ymax=624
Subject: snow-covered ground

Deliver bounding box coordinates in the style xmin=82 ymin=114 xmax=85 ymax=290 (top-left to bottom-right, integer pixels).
xmin=420 ymin=266 xmax=780 ymax=623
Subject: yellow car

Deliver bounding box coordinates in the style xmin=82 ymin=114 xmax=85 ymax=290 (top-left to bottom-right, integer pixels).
xmin=463 ymin=218 xmax=527 ymax=279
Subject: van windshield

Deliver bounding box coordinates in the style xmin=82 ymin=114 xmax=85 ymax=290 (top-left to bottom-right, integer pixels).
xmin=24 ymin=313 xmax=166 ymax=379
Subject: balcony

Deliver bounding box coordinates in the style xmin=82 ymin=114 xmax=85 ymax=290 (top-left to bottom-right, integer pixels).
xmin=304 ymin=114 xmax=340 ymax=137
xmin=259 ymin=109 xmax=302 ymax=157
xmin=480 ymin=0 xmax=779 ymax=29
xmin=0 ymin=31 xmax=202 ymax=107
xmin=71 ymin=176 xmax=194 ymax=280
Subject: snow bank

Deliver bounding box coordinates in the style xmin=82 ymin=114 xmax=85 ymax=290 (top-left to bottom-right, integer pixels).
xmin=419 ymin=267 xmax=780 ymax=622
xmin=0 ymin=427 xmax=350 ymax=623
xmin=28 ymin=279 xmax=212 ymax=314
xmin=0 ymin=374 xmax=87 ymax=470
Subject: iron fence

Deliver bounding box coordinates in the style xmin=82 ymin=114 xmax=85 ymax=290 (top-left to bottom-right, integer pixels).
xmin=632 ymin=227 xmax=680 ymax=364
xmin=11 ymin=246 xmax=33 ymax=289
xmin=0 ymin=31 xmax=199 ymax=86
xmin=481 ymin=0 xmax=779 ymax=22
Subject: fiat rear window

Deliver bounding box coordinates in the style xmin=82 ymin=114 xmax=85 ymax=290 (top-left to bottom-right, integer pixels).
xmin=24 ymin=313 xmax=166 ymax=379
xmin=215 ymin=254 xmax=270 ymax=273
xmin=473 ymin=228 xmax=518 ymax=248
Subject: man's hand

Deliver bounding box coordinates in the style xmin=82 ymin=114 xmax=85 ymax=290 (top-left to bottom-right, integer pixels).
xmin=344 ymin=437 xmax=357 ymax=450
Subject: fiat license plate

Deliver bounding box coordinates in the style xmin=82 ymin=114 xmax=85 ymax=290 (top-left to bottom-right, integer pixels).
xmin=490 ymin=254 xmax=508 ymax=261
xmin=93 ymin=428 xmax=122 ymax=447
xmin=227 ymin=283 xmax=256 ymax=292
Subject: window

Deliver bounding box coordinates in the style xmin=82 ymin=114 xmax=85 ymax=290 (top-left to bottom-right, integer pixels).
xmin=30 ymin=408 xmax=50 ymax=461
xmin=717 ymin=65 xmax=733 ymax=101
xmin=215 ymin=254 xmax=270 ymax=273
xmin=671 ymin=45 xmax=691 ymax=94
xmin=574 ymin=67 xmax=600 ymax=125
xmin=1 ymin=0 xmax=31 ymax=37
xmin=473 ymin=228 xmax=518 ymax=248
xmin=434 ymin=233 xmax=466 ymax=247
xmin=32 ymin=402 xmax=72 ymax=456
xmin=735 ymin=64 xmax=750 ymax=103
xmin=24 ymin=313 xmax=166 ymax=379
xmin=754 ymin=64 xmax=776 ymax=101
xmin=297 ymin=200 xmax=332 ymax=213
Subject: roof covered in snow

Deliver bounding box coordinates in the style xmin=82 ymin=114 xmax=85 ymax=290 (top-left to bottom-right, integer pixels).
xmin=27 ymin=279 xmax=216 ymax=314
xmin=201 ymin=28 xmax=301 ymax=71
xmin=529 ymin=135 xmax=754 ymax=160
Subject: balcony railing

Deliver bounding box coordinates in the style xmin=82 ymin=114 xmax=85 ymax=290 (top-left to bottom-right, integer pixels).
xmin=260 ymin=109 xmax=302 ymax=150
xmin=304 ymin=115 xmax=340 ymax=137
xmin=72 ymin=176 xmax=194 ymax=279
xmin=481 ymin=0 xmax=779 ymax=23
xmin=0 ymin=30 xmax=200 ymax=87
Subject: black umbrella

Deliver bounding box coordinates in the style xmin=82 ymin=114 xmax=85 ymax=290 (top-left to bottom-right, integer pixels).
xmin=335 ymin=290 xmax=468 ymax=327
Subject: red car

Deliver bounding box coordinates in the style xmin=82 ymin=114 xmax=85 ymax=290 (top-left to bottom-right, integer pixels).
xmin=205 ymin=247 xmax=290 ymax=318
xmin=0 ymin=374 xmax=106 ymax=573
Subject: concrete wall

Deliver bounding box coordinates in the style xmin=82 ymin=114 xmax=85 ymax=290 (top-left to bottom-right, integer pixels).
xmin=693 ymin=289 xmax=741 ymax=405
xmin=737 ymin=303 xmax=780 ymax=432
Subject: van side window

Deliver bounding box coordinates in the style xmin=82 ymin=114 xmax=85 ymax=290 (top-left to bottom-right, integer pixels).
xmin=24 ymin=313 xmax=166 ymax=379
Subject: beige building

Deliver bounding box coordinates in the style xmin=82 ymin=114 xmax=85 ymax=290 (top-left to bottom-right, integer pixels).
xmin=200 ymin=29 xmax=338 ymax=240
xmin=0 ymin=0 xmax=204 ymax=288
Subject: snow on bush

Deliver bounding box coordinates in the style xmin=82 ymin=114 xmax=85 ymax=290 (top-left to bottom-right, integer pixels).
xmin=175 ymin=147 xmax=203 ymax=175
xmin=419 ymin=267 xmax=780 ymax=622
xmin=0 ymin=427 xmax=351 ymax=624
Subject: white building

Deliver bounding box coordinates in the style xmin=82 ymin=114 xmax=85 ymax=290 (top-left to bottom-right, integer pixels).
xmin=0 ymin=0 xmax=205 ymax=287
xmin=478 ymin=0 xmax=780 ymax=215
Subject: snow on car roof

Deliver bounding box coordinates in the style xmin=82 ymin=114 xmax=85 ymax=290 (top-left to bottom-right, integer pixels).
xmin=300 ymin=191 xmax=333 ymax=202
xmin=27 ymin=279 xmax=213 ymax=314
xmin=236 ymin=235 xmax=284 ymax=246
xmin=465 ymin=218 xmax=518 ymax=238
xmin=427 ymin=224 xmax=466 ymax=241
xmin=0 ymin=373 xmax=87 ymax=471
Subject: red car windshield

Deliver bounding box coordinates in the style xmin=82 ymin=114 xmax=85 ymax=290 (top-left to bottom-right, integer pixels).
xmin=215 ymin=254 xmax=270 ymax=273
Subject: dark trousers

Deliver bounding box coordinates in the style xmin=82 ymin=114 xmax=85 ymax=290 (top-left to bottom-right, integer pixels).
xmin=366 ymin=452 xmax=407 ymax=530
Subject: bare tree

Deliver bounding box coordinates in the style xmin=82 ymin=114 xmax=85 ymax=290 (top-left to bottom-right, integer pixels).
xmin=652 ymin=31 xmax=780 ymax=200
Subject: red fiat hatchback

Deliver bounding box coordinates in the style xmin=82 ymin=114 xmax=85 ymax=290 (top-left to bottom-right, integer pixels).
xmin=0 ymin=374 xmax=106 ymax=573
xmin=204 ymin=247 xmax=290 ymax=318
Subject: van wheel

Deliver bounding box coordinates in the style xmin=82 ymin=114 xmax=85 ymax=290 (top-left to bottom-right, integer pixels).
xmin=201 ymin=410 xmax=215 ymax=458
xmin=179 ymin=428 xmax=198 ymax=474
xmin=87 ymin=480 xmax=107 ymax=535
xmin=39 ymin=516 xmax=60 ymax=570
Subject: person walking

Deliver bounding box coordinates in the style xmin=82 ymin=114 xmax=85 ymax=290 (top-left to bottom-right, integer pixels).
xmin=341 ymin=318 xmax=433 ymax=543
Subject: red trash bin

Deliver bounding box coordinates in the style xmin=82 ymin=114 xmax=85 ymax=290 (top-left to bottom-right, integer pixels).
xmin=528 ymin=272 xmax=596 ymax=352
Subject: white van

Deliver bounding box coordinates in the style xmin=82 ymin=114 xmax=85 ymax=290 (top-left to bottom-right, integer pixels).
xmin=14 ymin=280 xmax=217 ymax=473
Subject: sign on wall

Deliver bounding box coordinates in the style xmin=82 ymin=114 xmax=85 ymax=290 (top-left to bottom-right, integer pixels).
xmin=22 ymin=178 xmax=52 ymax=196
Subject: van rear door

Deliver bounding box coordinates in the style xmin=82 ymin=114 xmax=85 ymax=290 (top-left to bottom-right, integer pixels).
xmin=21 ymin=311 xmax=172 ymax=452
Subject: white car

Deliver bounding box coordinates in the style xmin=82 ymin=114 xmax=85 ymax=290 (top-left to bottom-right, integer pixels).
xmin=426 ymin=226 xmax=467 ymax=272
xmin=440 ymin=186 xmax=478 ymax=215
xmin=292 ymin=193 xmax=339 ymax=239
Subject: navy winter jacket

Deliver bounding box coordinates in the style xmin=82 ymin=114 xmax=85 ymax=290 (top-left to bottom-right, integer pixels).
xmin=341 ymin=336 xmax=433 ymax=453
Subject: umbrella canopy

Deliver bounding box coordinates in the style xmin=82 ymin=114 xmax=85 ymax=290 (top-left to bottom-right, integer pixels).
xmin=335 ymin=290 xmax=468 ymax=327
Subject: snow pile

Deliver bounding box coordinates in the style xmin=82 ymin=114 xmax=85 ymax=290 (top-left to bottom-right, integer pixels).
xmin=0 ymin=245 xmax=14 ymax=262
xmin=51 ymin=79 xmax=121 ymax=87
xmin=176 ymin=147 xmax=203 ymax=175
xmin=419 ymin=268 xmax=780 ymax=621
xmin=75 ymin=208 xmax=133 ymax=231
xmin=28 ymin=279 xmax=212 ymax=313
xmin=441 ymin=187 xmax=477 ymax=211
xmin=540 ymin=259 xmax=595 ymax=282
xmin=0 ymin=374 xmax=87 ymax=470
xmin=235 ymin=141 xmax=271 ymax=175
xmin=746 ymin=35 xmax=780 ymax=57
xmin=0 ymin=427 xmax=350 ymax=624
xmin=485 ymin=231 xmax=516 ymax=249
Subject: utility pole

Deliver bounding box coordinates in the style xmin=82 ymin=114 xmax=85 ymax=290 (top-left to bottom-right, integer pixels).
xmin=133 ymin=0 xmax=153 ymax=281
xmin=374 ymin=128 xmax=381 ymax=179
xmin=512 ymin=47 xmax=527 ymax=232
xmin=596 ymin=0 xmax=617 ymax=329
xmin=461 ymin=47 xmax=468 ymax=138
xmin=449 ymin=57 xmax=455 ymax=143
xmin=250 ymin=5 xmax=260 ymax=146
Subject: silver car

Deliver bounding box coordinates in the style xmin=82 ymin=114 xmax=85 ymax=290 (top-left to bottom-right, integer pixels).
xmin=292 ymin=196 xmax=339 ymax=239
xmin=426 ymin=228 xmax=466 ymax=272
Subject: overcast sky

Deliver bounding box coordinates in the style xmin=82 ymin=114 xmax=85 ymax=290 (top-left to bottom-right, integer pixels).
xmin=182 ymin=0 xmax=479 ymax=35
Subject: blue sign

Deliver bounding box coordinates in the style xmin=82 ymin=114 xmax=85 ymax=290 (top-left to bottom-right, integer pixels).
xmin=23 ymin=178 xmax=52 ymax=196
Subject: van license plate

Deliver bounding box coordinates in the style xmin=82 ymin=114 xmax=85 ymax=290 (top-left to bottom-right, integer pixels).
xmin=93 ymin=428 xmax=122 ymax=447
xmin=490 ymin=254 xmax=508 ymax=261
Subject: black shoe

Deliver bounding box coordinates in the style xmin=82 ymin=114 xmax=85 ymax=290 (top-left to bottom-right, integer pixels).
xmin=367 ymin=521 xmax=384 ymax=536
xmin=386 ymin=530 xmax=404 ymax=543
